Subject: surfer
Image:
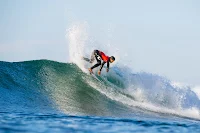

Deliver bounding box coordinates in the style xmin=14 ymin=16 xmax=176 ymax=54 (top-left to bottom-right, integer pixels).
xmin=88 ymin=50 xmax=115 ymax=75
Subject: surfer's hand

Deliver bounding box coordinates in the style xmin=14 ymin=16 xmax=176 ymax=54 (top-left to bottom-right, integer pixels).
xmin=107 ymin=68 xmax=109 ymax=72
xmin=98 ymin=70 xmax=101 ymax=75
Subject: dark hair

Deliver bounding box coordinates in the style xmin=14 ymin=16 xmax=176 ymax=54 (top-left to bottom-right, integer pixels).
xmin=110 ymin=56 xmax=115 ymax=61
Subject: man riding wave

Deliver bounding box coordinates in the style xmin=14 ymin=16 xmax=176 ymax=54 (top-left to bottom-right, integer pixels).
xmin=88 ymin=50 xmax=115 ymax=75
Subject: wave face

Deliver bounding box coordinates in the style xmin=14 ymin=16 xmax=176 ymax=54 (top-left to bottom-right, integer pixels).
xmin=0 ymin=60 xmax=200 ymax=120
xmin=0 ymin=60 xmax=137 ymax=117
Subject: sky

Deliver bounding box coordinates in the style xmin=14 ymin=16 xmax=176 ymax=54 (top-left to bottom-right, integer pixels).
xmin=0 ymin=0 xmax=200 ymax=85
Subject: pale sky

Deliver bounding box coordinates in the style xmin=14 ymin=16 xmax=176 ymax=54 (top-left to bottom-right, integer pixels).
xmin=0 ymin=0 xmax=200 ymax=85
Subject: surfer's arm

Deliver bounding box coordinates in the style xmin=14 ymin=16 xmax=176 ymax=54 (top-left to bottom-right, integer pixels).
xmin=107 ymin=61 xmax=110 ymax=72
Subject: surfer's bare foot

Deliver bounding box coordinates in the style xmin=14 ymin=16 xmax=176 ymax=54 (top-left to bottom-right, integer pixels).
xmin=98 ymin=70 xmax=101 ymax=75
xmin=88 ymin=68 xmax=93 ymax=74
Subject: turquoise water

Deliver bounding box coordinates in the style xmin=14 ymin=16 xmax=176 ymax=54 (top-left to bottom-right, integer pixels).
xmin=0 ymin=60 xmax=200 ymax=132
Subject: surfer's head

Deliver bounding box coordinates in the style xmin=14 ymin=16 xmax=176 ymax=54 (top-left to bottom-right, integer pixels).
xmin=109 ymin=56 xmax=115 ymax=63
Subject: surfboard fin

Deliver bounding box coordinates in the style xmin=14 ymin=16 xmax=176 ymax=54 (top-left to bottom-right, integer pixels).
xmin=82 ymin=57 xmax=91 ymax=62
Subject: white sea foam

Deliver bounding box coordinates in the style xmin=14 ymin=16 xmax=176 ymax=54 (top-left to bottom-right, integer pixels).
xmin=67 ymin=22 xmax=89 ymax=72
xmin=67 ymin=22 xmax=200 ymax=120
xmin=192 ymin=86 xmax=200 ymax=100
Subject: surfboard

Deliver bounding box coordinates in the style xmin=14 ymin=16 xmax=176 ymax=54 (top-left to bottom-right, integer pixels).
xmin=82 ymin=57 xmax=91 ymax=63
xmin=91 ymin=73 xmax=102 ymax=82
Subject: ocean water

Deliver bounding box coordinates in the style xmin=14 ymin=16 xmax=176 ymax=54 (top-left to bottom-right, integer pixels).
xmin=0 ymin=60 xmax=200 ymax=133
xmin=1 ymin=112 xmax=200 ymax=133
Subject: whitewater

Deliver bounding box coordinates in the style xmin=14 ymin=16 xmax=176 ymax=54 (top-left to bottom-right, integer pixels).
xmin=0 ymin=24 xmax=200 ymax=132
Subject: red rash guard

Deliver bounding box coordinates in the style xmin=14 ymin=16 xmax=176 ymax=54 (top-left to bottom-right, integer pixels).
xmin=99 ymin=51 xmax=109 ymax=62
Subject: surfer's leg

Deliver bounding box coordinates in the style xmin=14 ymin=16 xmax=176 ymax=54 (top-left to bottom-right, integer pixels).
xmin=90 ymin=53 xmax=101 ymax=69
xmin=89 ymin=61 xmax=101 ymax=74
xmin=91 ymin=61 xmax=101 ymax=69
xmin=89 ymin=50 xmax=101 ymax=73
xmin=90 ymin=50 xmax=100 ymax=63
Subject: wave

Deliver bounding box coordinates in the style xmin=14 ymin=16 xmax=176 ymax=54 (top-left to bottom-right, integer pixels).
xmin=0 ymin=60 xmax=138 ymax=117
xmin=0 ymin=60 xmax=200 ymax=120
xmin=1 ymin=23 xmax=199 ymax=120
